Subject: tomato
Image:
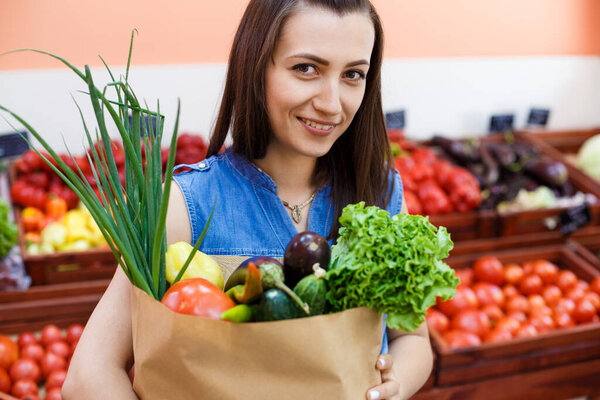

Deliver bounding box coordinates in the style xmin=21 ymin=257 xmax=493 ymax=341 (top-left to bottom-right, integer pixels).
xmin=591 ymin=277 xmax=600 ymax=295
xmin=530 ymin=305 xmax=552 ymax=317
xmin=495 ymin=316 xmax=521 ymax=335
xmin=66 ymin=324 xmax=84 ymax=345
xmin=554 ymin=298 xmax=576 ymax=315
xmin=45 ymin=369 xmax=67 ymax=391
xmin=554 ymin=312 xmax=575 ymax=329
xmin=161 ymin=278 xmax=235 ymax=318
xmin=425 ymin=309 xmax=449 ymax=333
xmin=502 ymin=284 xmax=518 ymax=299
xmin=557 ymin=270 xmax=578 ymax=292
xmin=0 ymin=368 xmax=11 ymax=393
xmin=573 ymin=299 xmax=596 ymax=323
xmin=9 ymin=358 xmax=41 ymax=383
xmin=45 ymin=196 xmax=68 ymax=221
xmin=41 ymin=352 xmax=67 ymax=378
xmin=529 ymin=314 xmax=555 ymax=334
xmin=20 ymin=344 xmax=44 ymax=364
xmin=45 ymin=387 xmax=63 ymax=400
xmin=481 ymin=304 xmax=504 ymax=322
xmin=0 ymin=334 xmax=19 ymax=369
xmin=582 ymin=292 xmax=600 ymax=311
xmin=531 ymin=260 xmax=559 ymax=285
xmin=565 ymin=286 xmax=586 ymax=303
xmin=22 ymin=394 xmax=42 ymax=400
xmin=473 ymin=256 xmax=504 ymax=285
xmin=11 ymin=378 xmax=38 ymax=397
xmin=17 ymin=333 xmax=38 ymax=348
xmin=451 ymin=310 xmax=490 ymax=339
xmin=503 ymin=263 xmax=524 ymax=285
xmin=455 ymin=269 xmax=473 ymax=288
xmin=519 ymin=274 xmax=543 ymax=295
xmin=472 ymin=282 xmax=504 ymax=308
xmin=484 ymin=328 xmax=512 ymax=343
xmin=527 ymin=294 xmax=546 ymax=311
xmin=442 ymin=330 xmax=481 ymax=349
xmin=47 ymin=341 xmax=70 ymax=359
xmin=575 ymin=280 xmax=589 ymax=292
xmin=40 ymin=325 xmax=63 ymax=347
xmin=507 ymin=311 xmax=527 ymax=324
xmin=542 ymin=285 xmax=562 ymax=308
xmin=437 ymin=287 xmax=478 ymax=317
xmin=506 ymin=295 xmax=529 ymax=314
xmin=515 ymin=324 xmax=538 ymax=338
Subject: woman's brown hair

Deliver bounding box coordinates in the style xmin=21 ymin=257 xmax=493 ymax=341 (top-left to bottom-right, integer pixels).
xmin=207 ymin=0 xmax=394 ymax=239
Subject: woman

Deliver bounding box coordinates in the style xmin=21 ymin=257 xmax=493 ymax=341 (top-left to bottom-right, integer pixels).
xmin=63 ymin=1 xmax=433 ymax=399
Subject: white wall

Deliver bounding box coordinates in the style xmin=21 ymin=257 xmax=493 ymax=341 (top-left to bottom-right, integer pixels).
xmin=1 ymin=55 xmax=599 ymax=153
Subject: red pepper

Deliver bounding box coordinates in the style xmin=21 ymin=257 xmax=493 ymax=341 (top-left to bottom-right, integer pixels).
xmin=417 ymin=179 xmax=453 ymax=215
xmin=45 ymin=196 xmax=68 ymax=221
xmin=403 ymin=190 xmax=423 ymax=215
xmin=161 ymin=278 xmax=235 ymax=319
xmin=410 ymin=163 xmax=434 ymax=182
xmin=411 ymin=148 xmax=437 ymax=166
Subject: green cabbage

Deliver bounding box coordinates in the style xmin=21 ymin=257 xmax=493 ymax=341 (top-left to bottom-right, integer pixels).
xmin=577 ymin=134 xmax=600 ymax=180
xmin=325 ymin=202 xmax=458 ymax=332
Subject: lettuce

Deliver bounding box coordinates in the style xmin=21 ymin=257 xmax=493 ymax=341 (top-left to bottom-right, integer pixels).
xmin=325 ymin=202 xmax=458 ymax=332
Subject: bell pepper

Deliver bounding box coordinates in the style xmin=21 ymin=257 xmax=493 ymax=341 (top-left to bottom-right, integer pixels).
xmin=21 ymin=207 xmax=46 ymax=233
xmin=225 ymin=262 xmax=263 ymax=304
xmin=45 ymin=196 xmax=68 ymax=221
xmin=165 ymin=241 xmax=224 ymax=289
xmin=40 ymin=222 xmax=67 ymax=249
xmin=161 ymin=278 xmax=235 ymax=319
xmin=221 ymin=304 xmax=253 ymax=322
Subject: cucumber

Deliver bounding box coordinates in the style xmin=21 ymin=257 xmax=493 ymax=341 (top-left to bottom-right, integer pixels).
xmin=253 ymin=289 xmax=303 ymax=321
xmin=293 ymin=264 xmax=327 ymax=316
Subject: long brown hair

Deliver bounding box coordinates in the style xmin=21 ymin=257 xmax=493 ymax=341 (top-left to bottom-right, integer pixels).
xmin=207 ymin=0 xmax=394 ymax=239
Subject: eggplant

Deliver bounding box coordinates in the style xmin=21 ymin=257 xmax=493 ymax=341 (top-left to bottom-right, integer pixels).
xmin=431 ymin=135 xmax=480 ymax=164
xmin=479 ymin=143 xmax=500 ymax=186
xmin=486 ymin=142 xmax=516 ymax=168
xmin=283 ymin=232 xmax=330 ymax=288
xmin=524 ymin=156 xmax=568 ymax=188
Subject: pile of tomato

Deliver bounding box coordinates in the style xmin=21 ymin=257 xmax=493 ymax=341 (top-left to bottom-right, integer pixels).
xmin=0 ymin=324 xmax=83 ymax=399
xmin=427 ymin=256 xmax=600 ymax=349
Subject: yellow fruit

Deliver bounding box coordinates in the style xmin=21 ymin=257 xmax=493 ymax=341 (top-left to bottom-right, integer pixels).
xmin=165 ymin=242 xmax=224 ymax=289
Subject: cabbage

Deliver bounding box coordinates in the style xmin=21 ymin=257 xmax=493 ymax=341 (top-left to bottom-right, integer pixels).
xmin=577 ymin=134 xmax=600 ymax=180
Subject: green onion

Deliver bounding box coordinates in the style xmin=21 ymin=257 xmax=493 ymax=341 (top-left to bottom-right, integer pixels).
xmin=0 ymin=32 xmax=211 ymax=300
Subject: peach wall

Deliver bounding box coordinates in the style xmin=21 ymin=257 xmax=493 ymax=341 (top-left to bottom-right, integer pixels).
xmin=0 ymin=0 xmax=599 ymax=71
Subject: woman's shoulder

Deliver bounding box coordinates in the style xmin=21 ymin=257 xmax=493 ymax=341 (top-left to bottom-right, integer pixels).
xmin=385 ymin=168 xmax=404 ymax=216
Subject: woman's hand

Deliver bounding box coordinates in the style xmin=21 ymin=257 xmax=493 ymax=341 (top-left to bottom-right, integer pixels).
xmin=366 ymin=354 xmax=403 ymax=400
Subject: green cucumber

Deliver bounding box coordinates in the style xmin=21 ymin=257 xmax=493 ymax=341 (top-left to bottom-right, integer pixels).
xmin=253 ymin=289 xmax=303 ymax=321
xmin=293 ymin=264 xmax=327 ymax=316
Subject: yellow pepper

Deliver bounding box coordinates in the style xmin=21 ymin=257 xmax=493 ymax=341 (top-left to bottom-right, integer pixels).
xmin=165 ymin=242 xmax=224 ymax=289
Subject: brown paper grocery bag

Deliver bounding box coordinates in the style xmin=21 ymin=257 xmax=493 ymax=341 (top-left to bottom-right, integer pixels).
xmin=131 ymin=286 xmax=383 ymax=400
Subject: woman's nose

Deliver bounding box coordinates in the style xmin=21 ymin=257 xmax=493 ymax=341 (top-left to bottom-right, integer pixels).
xmin=312 ymin=80 xmax=342 ymax=115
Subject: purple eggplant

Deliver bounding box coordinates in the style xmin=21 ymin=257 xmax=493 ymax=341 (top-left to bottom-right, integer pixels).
xmin=524 ymin=155 xmax=568 ymax=188
xmin=283 ymin=232 xmax=330 ymax=287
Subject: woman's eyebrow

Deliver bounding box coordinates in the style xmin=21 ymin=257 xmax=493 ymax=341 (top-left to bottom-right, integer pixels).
xmin=287 ymin=53 xmax=369 ymax=67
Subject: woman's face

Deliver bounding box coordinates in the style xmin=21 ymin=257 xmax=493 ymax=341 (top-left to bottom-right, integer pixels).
xmin=265 ymin=6 xmax=375 ymax=160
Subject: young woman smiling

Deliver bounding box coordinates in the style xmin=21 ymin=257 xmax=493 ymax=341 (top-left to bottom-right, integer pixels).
xmin=62 ymin=1 xmax=433 ymax=399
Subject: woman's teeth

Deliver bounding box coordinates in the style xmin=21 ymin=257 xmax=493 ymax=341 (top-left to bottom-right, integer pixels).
xmin=301 ymin=118 xmax=333 ymax=130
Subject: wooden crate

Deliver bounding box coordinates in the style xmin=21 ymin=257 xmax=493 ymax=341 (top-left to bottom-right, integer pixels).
xmin=429 ymin=210 xmax=497 ymax=242
xmin=567 ymin=228 xmax=600 ymax=272
xmin=430 ymin=245 xmax=600 ymax=387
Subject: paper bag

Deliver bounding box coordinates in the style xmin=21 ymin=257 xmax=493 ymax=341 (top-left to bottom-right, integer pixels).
xmin=131 ymin=286 xmax=383 ymax=400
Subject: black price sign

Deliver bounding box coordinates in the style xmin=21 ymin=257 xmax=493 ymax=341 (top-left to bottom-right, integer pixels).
xmin=559 ymin=202 xmax=592 ymax=235
xmin=0 ymin=131 xmax=29 ymax=159
xmin=385 ymin=110 xmax=405 ymax=130
xmin=489 ymin=114 xmax=514 ymax=133
xmin=527 ymin=108 xmax=550 ymax=126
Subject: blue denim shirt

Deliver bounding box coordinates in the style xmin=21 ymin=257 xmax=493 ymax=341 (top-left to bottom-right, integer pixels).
xmin=173 ymin=149 xmax=404 ymax=353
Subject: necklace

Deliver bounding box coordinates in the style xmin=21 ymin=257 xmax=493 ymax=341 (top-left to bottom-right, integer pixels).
xmin=281 ymin=192 xmax=317 ymax=224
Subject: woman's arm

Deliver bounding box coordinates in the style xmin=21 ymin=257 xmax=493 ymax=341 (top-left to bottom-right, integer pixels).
xmin=62 ymin=183 xmax=190 ymax=399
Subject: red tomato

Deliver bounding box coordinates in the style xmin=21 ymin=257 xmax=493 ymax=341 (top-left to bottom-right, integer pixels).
xmin=554 ymin=298 xmax=576 ymax=315
xmin=582 ymin=292 xmax=600 ymax=311
xmin=451 ymin=310 xmax=490 ymax=339
xmin=17 ymin=333 xmax=38 ymax=348
xmin=47 ymin=341 xmax=70 ymax=359
xmin=481 ymin=304 xmax=504 ymax=322
xmin=45 ymin=369 xmax=66 ymax=391
xmin=484 ymin=328 xmax=512 ymax=343
xmin=472 ymin=282 xmax=505 ymax=308
xmin=11 ymin=378 xmax=38 ymax=397
xmin=45 ymin=387 xmax=63 ymax=400
xmin=575 ymin=280 xmax=589 ymax=292
xmin=437 ymin=287 xmax=479 ymax=317
xmin=531 ymin=260 xmax=559 ymax=285
xmin=573 ymin=299 xmax=596 ymax=323
xmin=519 ymin=274 xmax=543 ymax=295
xmin=503 ymin=263 xmax=524 ymax=285
xmin=66 ymin=324 xmax=84 ymax=345
xmin=565 ymin=286 xmax=586 ymax=303
xmin=590 ymin=277 xmax=600 ymax=295
xmin=515 ymin=324 xmax=538 ymax=338
xmin=473 ymin=256 xmax=504 ymax=285
xmin=455 ymin=269 xmax=474 ymax=288
xmin=425 ymin=309 xmax=449 ymax=333
xmin=507 ymin=311 xmax=527 ymax=324
xmin=21 ymin=344 xmax=44 ymax=363
xmin=495 ymin=316 xmax=521 ymax=335
xmin=542 ymin=285 xmax=562 ymax=308
xmin=529 ymin=314 xmax=555 ymax=334
xmin=506 ymin=295 xmax=529 ymax=314
xmin=442 ymin=330 xmax=481 ymax=349
xmin=161 ymin=278 xmax=235 ymax=318
xmin=0 ymin=334 xmax=19 ymax=369
xmin=554 ymin=312 xmax=575 ymax=329
xmin=530 ymin=305 xmax=552 ymax=317
xmin=527 ymin=294 xmax=546 ymax=311
xmin=41 ymin=352 xmax=67 ymax=378
xmin=23 ymin=394 xmax=42 ymax=400
xmin=502 ymin=284 xmax=519 ymax=299
xmin=557 ymin=270 xmax=578 ymax=292
xmin=40 ymin=325 xmax=63 ymax=348
xmin=9 ymin=358 xmax=41 ymax=383
xmin=0 ymin=368 xmax=11 ymax=393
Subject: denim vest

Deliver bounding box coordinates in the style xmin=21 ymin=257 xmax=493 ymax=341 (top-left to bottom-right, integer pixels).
xmin=173 ymin=149 xmax=404 ymax=353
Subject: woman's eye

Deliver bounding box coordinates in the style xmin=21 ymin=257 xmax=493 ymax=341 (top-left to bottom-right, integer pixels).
xmin=292 ymin=64 xmax=317 ymax=75
xmin=344 ymin=70 xmax=366 ymax=81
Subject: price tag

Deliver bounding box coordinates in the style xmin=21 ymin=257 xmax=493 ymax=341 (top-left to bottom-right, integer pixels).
xmin=489 ymin=114 xmax=514 ymax=133
xmin=0 ymin=131 xmax=29 ymax=159
xmin=385 ymin=110 xmax=405 ymax=130
xmin=129 ymin=114 xmax=158 ymax=138
xmin=559 ymin=202 xmax=592 ymax=235
xmin=527 ymin=108 xmax=550 ymax=127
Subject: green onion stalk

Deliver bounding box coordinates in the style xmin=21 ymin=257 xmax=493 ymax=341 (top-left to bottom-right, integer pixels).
xmin=0 ymin=32 xmax=213 ymax=300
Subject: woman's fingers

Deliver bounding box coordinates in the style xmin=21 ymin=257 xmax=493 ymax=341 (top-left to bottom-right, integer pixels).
xmin=376 ymin=354 xmax=394 ymax=371
xmin=366 ymin=379 xmax=400 ymax=400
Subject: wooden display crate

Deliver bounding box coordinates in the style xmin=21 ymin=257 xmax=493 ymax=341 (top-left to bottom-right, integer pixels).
xmin=567 ymin=227 xmax=600 ymax=272
xmin=429 ymin=210 xmax=496 ymax=242
xmin=430 ymin=245 xmax=600 ymax=387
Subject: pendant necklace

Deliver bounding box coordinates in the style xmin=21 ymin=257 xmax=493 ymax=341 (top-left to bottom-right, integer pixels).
xmin=281 ymin=192 xmax=317 ymax=224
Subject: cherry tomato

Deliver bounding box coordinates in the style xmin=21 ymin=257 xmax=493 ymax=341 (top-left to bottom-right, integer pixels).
xmin=557 ymin=270 xmax=578 ymax=292
xmin=481 ymin=304 xmax=504 ymax=322
xmin=575 ymin=280 xmax=589 ymax=292
xmin=506 ymin=295 xmax=529 ymax=314
xmin=531 ymin=260 xmax=559 ymax=285
xmin=519 ymin=274 xmax=543 ymax=295
xmin=45 ymin=387 xmax=63 ymax=400
xmin=425 ymin=309 xmax=449 ymax=333
xmin=527 ymin=294 xmax=546 ymax=311
xmin=554 ymin=298 xmax=576 ymax=315
xmin=582 ymin=292 xmax=600 ymax=311
xmin=9 ymin=358 xmax=41 ymax=383
xmin=451 ymin=310 xmax=490 ymax=339
xmin=41 ymin=325 xmax=64 ymax=348
xmin=515 ymin=324 xmax=538 ymax=338
xmin=0 ymin=368 xmax=11 ymax=393
xmin=21 ymin=344 xmax=44 ymax=364
xmin=437 ymin=287 xmax=478 ymax=317
xmin=455 ymin=269 xmax=474 ymax=288
xmin=503 ymin=263 xmax=524 ymax=285
xmin=573 ymin=299 xmax=596 ymax=323
xmin=529 ymin=314 xmax=555 ymax=334
xmin=45 ymin=369 xmax=67 ymax=391
xmin=502 ymin=284 xmax=518 ymax=299
xmin=507 ymin=311 xmax=527 ymax=324
xmin=0 ymin=334 xmax=19 ymax=369
xmin=17 ymin=332 xmax=38 ymax=348
xmin=161 ymin=278 xmax=235 ymax=318
xmin=554 ymin=312 xmax=575 ymax=329
xmin=542 ymin=285 xmax=562 ymax=308
xmin=472 ymin=282 xmax=504 ymax=308
xmin=495 ymin=316 xmax=521 ymax=335
xmin=66 ymin=324 xmax=84 ymax=344
xmin=442 ymin=330 xmax=481 ymax=349
xmin=47 ymin=341 xmax=70 ymax=359
xmin=473 ymin=256 xmax=504 ymax=285
xmin=590 ymin=277 xmax=600 ymax=295
xmin=484 ymin=328 xmax=512 ymax=343
xmin=41 ymin=351 xmax=67 ymax=378
xmin=11 ymin=378 xmax=38 ymax=398
xmin=565 ymin=286 xmax=586 ymax=303
xmin=530 ymin=305 xmax=552 ymax=317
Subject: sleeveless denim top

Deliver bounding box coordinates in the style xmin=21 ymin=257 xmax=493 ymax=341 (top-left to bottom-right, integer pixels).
xmin=172 ymin=149 xmax=404 ymax=354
